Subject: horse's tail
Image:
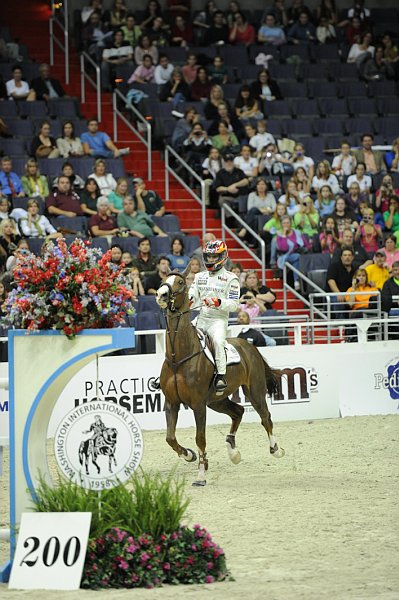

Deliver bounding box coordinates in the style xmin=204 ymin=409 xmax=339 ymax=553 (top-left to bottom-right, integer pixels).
xmin=78 ymin=441 xmax=86 ymax=465
xmin=263 ymin=357 xmax=281 ymax=399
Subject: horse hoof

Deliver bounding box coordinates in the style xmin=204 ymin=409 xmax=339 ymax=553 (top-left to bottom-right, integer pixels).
xmin=183 ymin=448 xmax=197 ymax=463
xmin=270 ymin=445 xmax=285 ymax=458
xmin=226 ymin=442 xmax=241 ymax=465
xmin=192 ymin=480 xmax=206 ymax=487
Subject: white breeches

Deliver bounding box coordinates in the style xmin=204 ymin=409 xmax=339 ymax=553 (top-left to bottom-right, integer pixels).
xmin=197 ymin=315 xmax=227 ymax=374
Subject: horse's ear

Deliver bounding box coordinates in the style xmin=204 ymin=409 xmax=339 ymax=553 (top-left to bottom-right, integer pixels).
xmin=182 ymin=261 xmax=193 ymax=280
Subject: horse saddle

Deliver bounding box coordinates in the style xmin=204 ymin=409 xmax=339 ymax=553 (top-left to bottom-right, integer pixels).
xmin=194 ymin=327 xmax=241 ymax=367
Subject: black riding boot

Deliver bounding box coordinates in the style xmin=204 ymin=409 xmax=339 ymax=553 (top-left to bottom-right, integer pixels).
xmin=214 ymin=373 xmax=227 ymax=392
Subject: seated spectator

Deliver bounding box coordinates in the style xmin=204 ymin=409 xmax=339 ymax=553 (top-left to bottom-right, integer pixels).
xmin=276 ymin=216 xmax=309 ymax=290
xmin=208 ymin=56 xmax=228 ymax=86
xmin=292 ymin=166 xmax=311 ymax=194
xmin=346 ymin=0 xmax=370 ymax=23
xmin=188 ymin=255 xmax=202 ymax=277
xmin=6 ymin=65 xmax=36 ymax=101
xmin=0 ymin=196 xmax=12 ymax=224
xmin=134 ymin=34 xmax=159 ymax=66
xmin=0 ymin=157 xmax=25 ymax=202
xmin=81 ymin=118 xmax=130 ymax=158
xmin=236 ymin=310 xmax=276 ymax=347
xmin=331 ymin=140 xmax=357 ymax=178
xmin=291 ymin=142 xmax=315 ymax=179
xmin=263 ymin=0 xmax=288 ymax=28
xmin=332 ymin=197 xmax=357 ymax=236
xmin=46 ymin=175 xmax=84 ymax=217
xmin=230 ymin=261 xmax=245 ymax=286
xmin=381 ymin=261 xmax=399 ymax=314
xmin=211 ymin=121 xmax=240 ymax=153
xmin=287 ymin=11 xmax=317 ymax=44
xmin=80 ymin=177 xmax=102 ymax=216
xmin=353 ymin=134 xmax=386 ymax=175
xmin=4 ymin=239 xmax=31 ymax=274
xmin=212 ymin=153 xmax=249 ymax=211
xmin=315 ymin=184 xmax=336 ymax=217
xmin=239 ymin=270 xmax=276 ymax=308
xmin=250 ymin=69 xmax=282 ymax=103
xmin=226 ymin=0 xmax=241 ymax=28
xmin=204 ymin=85 xmax=229 ymax=121
xmin=229 ymin=11 xmax=255 ymax=46
xmin=249 ymin=119 xmax=276 ymax=158
xmin=82 ymin=10 xmax=110 ymax=60
xmin=171 ymin=15 xmax=194 ymax=47
xmin=140 ymin=0 xmax=164 ymax=30
xmin=259 ymin=142 xmax=292 ymax=176
xmin=57 ymin=121 xmax=84 ymax=158
xmin=234 ymin=145 xmax=259 ymax=178
xmin=148 ymin=16 xmax=170 ymax=47
xmin=345 ymin=16 xmax=363 ymax=46
xmin=365 ymin=250 xmax=390 ymax=289
xmin=383 ymin=196 xmax=399 ymax=235
xmin=30 ymin=63 xmax=65 ymax=101
xmin=19 ymin=198 xmax=61 ymax=239
xmin=167 ymin=236 xmax=190 ymax=272
xmin=381 ymin=34 xmax=399 ymax=81
xmin=316 ymin=16 xmax=336 ymax=44
xmin=374 ymin=174 xmax=399 ymax=215
xmin=319 ymin=215 xmax=340 ymax=255
xmin=88 ymin=158 xmax=117 ymax=196
xmin=110 ymin=243 xmax=123 ymax=265
xmin=263 ymin=203 xmax=288 ymax=245
xmin=207 ymin=101 xmax=243 ymax=138
xmin=190 ymin=67 xmax=212 ymax=102
xmin=238 ymin=290 xmax=267 ymax=323
xmin=181 ymin=53 xmax=199 ymax=85
xmin=332 ymin=227 xmax=370 ymax=270
xmin=88 ymin=196 xmax=119 ymax=237
xmin=0 ymin=219 xmax=22 ymax=259
xmin=103 ymin=0 xmax=128 ymax=30
xmin=21 ymin=159 xmax=49 ymax=199
xmin=258 ymin=13 xmax=286 ymax=45
xmin=30 ymin=121 xmax=60 ymax=159
xmin=108 ymin=176 xmax=130 ymax=213
xmin=144 ymin=255 xmax=171 ymax=294
xmin=315 ymin=0 xmax=337 ymax=25
xmin=237 ymin=177 xmax=276 ymax=243
xmin=347 ymin=163 xmax=372 ymax=195
xmin=201 ymin=147 xmax=223 ymax=206
xmin=327 ymin=245 xmax=357 ymax=316
xmin=311 ymin=160 xmax=340 ymax=195
xmin=183 ymin=122 xmax=212 ymax=173
xmin=362 ymin=46 xmax=394 ymax=81
xmin=171 ymin=106 xmax=199 ymax=151
xmin=343 ymin=181 xmax=367 ymax=213
xmin=204 ymin=10 xmax=229 ymax=46
xmin=293 ymin=196 xmax=320 ymax=238
xmin=347 ymin=32 xmax=374 ymax=64
xmin=117 ymin=196 xmax=167 ymax=238
xmin=345 ymin=268 xmax=378 ymax=318
xmin=132 ymin=236 xmax=159 ymax=280
xmin=128 ymin=264 xmax=145 ymax=296
xmin=159 ymin=67 xmax=190 ymax=110
xmin=121 ymin=13 xmax=142 ymax=47
xmin=279 ymin=179 xmax=302 ymax=216
xmin=153 ymin=54 xmax=174 ymax=85
xmin=287 ymin=0 xmax=312 ymax=25
xmin=243 ymin=123 xmax=257 ymax=147
xmin=132 ymin=177 xmax=165 ymax=216
xmin=355 ymin=207 xmax=383 ymax=258
xmin=192 ymin=1 xmax=218 ymax=40
xmin=235 ymin=85 xmax=264 ymax=123
xmin=52 ymin=162 xmax=85 ymax=191
xmin=383 ymin=236 xmax=399 ymax=272
xmin=101 ymin=28 xmax=133 ymax=91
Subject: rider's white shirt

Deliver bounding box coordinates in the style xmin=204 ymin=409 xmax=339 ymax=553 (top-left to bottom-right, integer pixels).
xmin=189 ymin=267 xmax=240 ymax=319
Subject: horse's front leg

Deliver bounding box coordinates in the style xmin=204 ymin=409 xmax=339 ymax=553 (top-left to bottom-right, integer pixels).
xmin=165 ymin=400 xmax=197 ymax=463
xmin=192 ymin=405 xmax=207 ymax=487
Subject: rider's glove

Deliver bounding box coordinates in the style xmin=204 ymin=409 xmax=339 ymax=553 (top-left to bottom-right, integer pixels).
xmin=203 ymin=297 xmax=221 ymax=307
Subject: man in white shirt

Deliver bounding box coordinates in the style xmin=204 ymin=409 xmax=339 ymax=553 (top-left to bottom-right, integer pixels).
xmin=101 ymin=29 xmax=133 ymax=91
xmin=154 ymin=54 xmax=174 ymax=85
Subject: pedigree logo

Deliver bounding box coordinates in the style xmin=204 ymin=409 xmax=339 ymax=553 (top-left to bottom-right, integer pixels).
xmin=272 ymin=366 xmax=319 ymax=404
xmin=374 ymin=356 xmax=399 ymax=407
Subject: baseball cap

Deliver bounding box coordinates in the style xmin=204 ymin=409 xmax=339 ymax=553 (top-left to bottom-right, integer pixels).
xmin=132 ymin=177 xmax=144 ymax=184
xmin=223 ymin=153 xmax=235 ymax=161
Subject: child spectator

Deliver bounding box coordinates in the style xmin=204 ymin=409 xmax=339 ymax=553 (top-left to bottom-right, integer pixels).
xmin=319 ymin=215 xmax=340 ymax=255
xmin=315 ymin=184 xmax=336 ymax=217
xmin=332 ymin=140 xmax=357 ymax=178
xmin=355 ymin=207 xmax=383 ymax=257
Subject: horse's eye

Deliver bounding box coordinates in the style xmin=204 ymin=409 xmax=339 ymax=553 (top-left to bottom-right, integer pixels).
xmin=178 ymin=280 xmax=183 ymax=285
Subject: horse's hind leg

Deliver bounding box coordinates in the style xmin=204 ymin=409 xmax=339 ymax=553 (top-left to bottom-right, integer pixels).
xmin=192 ymin=405 xmax=207 ymax=487
xmin=208 ymin=397 xmax=244 ymax=465
xmin=165 ymin=400 xmax=197 ymax=463
xmin=243 ymin=384 xmax=285 ymax=459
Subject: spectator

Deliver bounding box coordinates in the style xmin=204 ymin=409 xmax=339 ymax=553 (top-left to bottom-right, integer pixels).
xmin=117 ymin=196 xmax=167 ymax=238
xmin=212 ymin=153 xmax=249 ymax=210
xmin=132 ymin=236 xmax=159 ymax=280
xmin=385 ymin=138 xmax=399 ymax=174
xmin=127 ymin=264 xmax=145 ymax=296
xmin=291 ymin=142 xmax=315 ymax=179
xmin=332 ymin=140 xmax=357 ymax=178
xmin=365 ymin=250 xmax=390 ymax=289
xmin=344 ymin=181 xmax=367 ymax=214
xmin=144 ymin=255 xmax=171 ymax=294
xmin=167 ymin=236 xmax=190 ymax=272
xmin=345 ymin=268 xmax=378 ymax=317
xmin=6 ymin=65 xmax=36 ymax=101
xmin=229 ymin=11 xmax=255 ymax=46
xmin=128 ymin=54 xmax=156 ymax=84
xmin=316 ymin=16 xmax=336 ymax=44
xmin=52 ymin=162 xmax=85 ymax=191
xmin=204 ymin=85 xmax=229 ymax=121
xmin=88 ymin=158 xmax=117 ymax=196
xmin=121 ymin=13 xmax=142 ymax=47
xmin=236 ymin=310 xmax=276 ymax=347
xmin=132 ymin=177 xmax=165 ymax=216
xmin=383 ymin=236 xmax=399 ymax=272
xmin=355 ymin=207 xmax=383 ymax=257
xmin=211 ymin=121 xmax=240 ymax=153
xmin=183 ymin=122 xmax=212 ymax=173
xmin=238 ymin=290 xmax=267 ymax=323
xmin=235 ymin=85 xmax=264 ymax=123
xmin=80 ymin=177 xmax=102 ymax=216
xmin=81 ymin=118 xmax=130 ymax=158
xmin=375 ymin=174 xmax=399 ymax=215
xmin=82 ymin=10 xmax=110 ymax=59
xmin=57 ymin=121 xmax=84 ymax=158
xmin=353 ymin=134 xmax=386 ymax=175
xmin=171 ymin=15 xmax=193 ymax=47
xmin=230 ymin=261 xmax=245 ymax=286
xmin=240 ymin=270 xmax=276 ymax=308
xmin=103 ymin=0 xmax=128 ymax=30
xmin=276 ymin=216 xmax=308 ymax=290
xmin=134 ymin=34 xmax=159 ymax=66
xmin=327 ymin=245 xmax=356 ymax=316
xmin=345 ymin=16 xmax=363 ymax=46
xmin=332 ymin=197 xmax=357 ymax=236
xmin=101 ymin=28 xmax=133 ymax=91
xmin=0 ymin=157 xmax=25 ymax=199
xmin=226 ymin=0 xmax=241 ymax=28
xmin=190 ymin=67 xmax=212 ymax=102
xmin=381 ymin=261 xmax=399 ymax=314
xmin=19 ymin=198 xmax=61 ymax=240
xmin=88 ymin=196 xmax=119 ymax=237
xmin=153 ymin=54 xmax=174 ymax=85
xmin=193 ymin=1 xmax=218 ymax=42
xmin=188 ymin=255 xmax=202 ymax=277
xmin=259 ymin=142 xmax=292 ymax=176
xmin=362 ymin=45 xmax=394 ymax=81
xmin=279 ymin=179 xmax=302 ymax=216
xmin=171 ymin=106 xmax=199 ymax=151
xmin=204 ymin=10 xmax=229 ymax=45
xmin=30 ymin=63 xmax=65 ymax=101
xmin=30 ymin=121 xmax=60 ymax=159
xmin=190 ymin=231 xmax=216 ymax=260
xmin=248 ymin=119 xmax=276 ymax=157
xmin=201 ymin=147 xmax=223 ymax=206
xmin=237 ymin=178 xmax=276 ymax=243
xmin=159 ymin=67 xmax=190 ymax=110
xmin=0 ymin=219 xmax=22 ymax=259
xmin=293 ymin=195 xmax=320 ymax=238
xmin=263 ymin=203 xmax=288 ymax=241
xmin=315 ymin=184 xmax=336 ymax=217
xmin=108 ymin=176 xmax=130 ymax=213
xmin=21 ymin=159 xmax=49 ymax=199
xmin=181 ymin=53 xmax=199 ymax=84
xmin=346 ymin=0 xmax=370 ymax=22
xmin=110 ymin=243 xmax=123 ymax=265
xmin=347 ymin=162 xmax=372 ymax=196
xmin=381 ymin=34 xmax=399 ymax=80
xmin=46 ymin=175 xmax=84 ymax=217
xmin=148 ymin=16 xmax=171 ymax=47
xmin=234 ymin=145 xmax=259 ymax=178
xmin=207 ymin=101 xmax=243 ymax=138
xmin=287 ymin=0 xmax=312 ymax=25
xmin=287 ymin=11 xmax=317 ymax=44
xmin=0 ymin=196 xmax=16 ymax=226
xmin=332 ymin=227 xmax=370 ymax=270
xmin=250 ymin=69 xmax=282 ymax=103
xmin=208 ymin=56 xmax=228 ymax=86
xmin=140 ymin=0 xmax=163 ymax=30
xmin=383 ymin=196 xmax=399 ymax=234
xmin=292 ymin=166 xmax=311 ymax=194
xmin=319 ymin=215 xmax=340 ymax=255
xmin=347 ymin=31 xmax=374 ymax=64
xmin=258 ymin=14 xmax=286 ymax=45
xmin=311 ymin=160 xmax=340 ymax=195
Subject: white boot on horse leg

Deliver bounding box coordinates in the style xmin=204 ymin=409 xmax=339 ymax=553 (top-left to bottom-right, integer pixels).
xmin=192 ymin=451 xmax=207 ymax=487
xmin=182 ymin=448 xmax=197 ymax=463
xmin=226 ymin=434 xmax=241 ymax=464
xmin=269 ymin=434 xmax=285 ymax=458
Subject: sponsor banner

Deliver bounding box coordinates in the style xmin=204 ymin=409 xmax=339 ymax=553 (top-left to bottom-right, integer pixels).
xmin=0 ymin=362 xmax=9 ymax=443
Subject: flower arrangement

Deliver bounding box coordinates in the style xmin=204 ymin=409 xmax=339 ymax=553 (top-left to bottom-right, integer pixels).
xmin=3 ymin=238 xmax=134 ymax=338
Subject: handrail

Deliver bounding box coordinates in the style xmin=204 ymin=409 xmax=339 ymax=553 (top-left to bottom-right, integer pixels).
xmin=282 ymin=261 xmax=326 ymax=319
xmin=49 ymin=0 xmax=70 ymax=84
xmin=165 ymin=145 xmax=206 ymax=235
xmin=112 ymin=89 xmax=152 ymax=180
xmin=221 ymin=203 xmax=266 ymax=286
xmin=80 ymin=51 xmax=101 ymax=122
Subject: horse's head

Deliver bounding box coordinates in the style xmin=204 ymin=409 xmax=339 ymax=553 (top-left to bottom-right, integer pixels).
xmin=156 ymin=272 xmax=188 ymax=312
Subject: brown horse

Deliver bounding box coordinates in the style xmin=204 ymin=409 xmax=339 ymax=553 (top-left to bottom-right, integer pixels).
xmin=156 ymin=269 xmax=285 ymax=486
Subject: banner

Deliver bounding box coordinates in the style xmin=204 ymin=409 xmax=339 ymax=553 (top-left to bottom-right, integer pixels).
xmin=0 ymin=362 xmax=8 ymax=443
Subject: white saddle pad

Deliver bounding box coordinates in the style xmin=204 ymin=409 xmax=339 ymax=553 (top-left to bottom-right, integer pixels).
xmin=195 ymin=327 xmax=241 ymax=367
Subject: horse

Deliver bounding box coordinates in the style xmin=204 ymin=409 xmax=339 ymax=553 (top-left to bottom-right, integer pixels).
xmin=156 ymin=268 xmax=285 ymax=486
xmin=78 ymin=428 xmax=118 ymax=475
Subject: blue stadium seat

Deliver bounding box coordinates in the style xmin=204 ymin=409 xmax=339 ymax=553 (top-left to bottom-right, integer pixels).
xmin=377 ymin=97 xmax=399 ymax=116
xmin=150 ymin=236 xmax=171 ymax=255
xmin=0 ymin=138 xmax=27 ymax=156
xmin=136 ymin=295 xmax=160 ymax=312
xmin=338 ymin=81 xmax=368 ymax=98
xmin=136 ymin=310 xmax=161 ymax=330
xmin=278 ymin=82 xmax=307 ymax=98
xmin=284 ymin=120 xmax=314 ymax=138
xmin=312 ymin=44 xmax=340 ymax=62
xmin=47 ymin=98 xmax=79 ymax=118
xmin=308 ymin=81 xmax=338 ymax=99
xmin=18 ymin=101 xmax=48 ymax=118
xmin=374 ymin=118 xmax=399 ymax=143
xmin=90 ymin=238 xmax=109 ymax=253
xmin=329 ymin=63 xmax=358 ymax=81
xmin=152 ymin=214 xmax=181 ymax=232
xmin=290 ymin=99 xmax=319 ymax=118
xmin=183 ymin=235 xmax=201 ymax=254
xmin=219 ymin=45 xmax=249 ymax=65
xmin=318 ymin=98 xmax=348 ymax=118
xmin=52 ymin=216 xmax=88 ymax=234
xmin=299 ymin=253 xmax=331 ymax=274
xmin=344 ymin=117 xmax=375 ymax=136
xmin=27 ymin=238 xmax=45 ymax=256
xmin=37 ymin=158 xmax=65 ymax=178
xmin=263 ymin=100 xmax=292 ymax=119
xmin=347 ymin=98 xmax=377 ymax=117
xmin=0 ymin=102 xmax=18 ymax=117
xmin=298 ymin=63 xmax=328 ymax=81
xmin=368 ymin=80 xmax=398 ymax=98
xmin=114 ymin=237 xmax=139 ymax=254
xmin=280 ymin=45 xmax=310 ymax=62
xmin=6 ymin=119 xmax=33 ymax=137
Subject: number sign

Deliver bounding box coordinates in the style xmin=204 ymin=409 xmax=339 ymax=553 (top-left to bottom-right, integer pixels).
xmin=9 ymin=512 xmax=91 ymax=590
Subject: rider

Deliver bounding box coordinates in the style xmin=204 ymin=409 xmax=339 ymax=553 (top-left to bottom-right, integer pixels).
xmin=84 ymin=415 xmax=106 ymax=446
xmin=189 ymin=239 xmax=240 ymax=392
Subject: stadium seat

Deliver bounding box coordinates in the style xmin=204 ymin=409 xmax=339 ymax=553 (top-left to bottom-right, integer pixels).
xmin=280 ymin=45 xmax=310 ymax=62
xmin=90 ymin=238 xmax=109 ymax=253
xmin=27 ymin=238 xmax=44 ymax=256
xmin=344 ymin=117 xmax=376 ymax=136
xmin=150 ymin=236 xmax=171 ymax=255
xmin=284 ymin=120 xmax=314 ymax=138
xmin=219 ymin=45 xmax=249 ymax=65
xmin=377 ymin=97 xmax=399 ymax=116
xmin=374 ymin=118 xmax=399 ymax=143
xmin=47 ymin=98 xmax=79 ymax=118
xmin=312 ymin=44 xmax=340 ymax=62
xmin=52 ymin=216 xmax=88 ymax=235
xmin=183 ymin=236 xmax=201 ymax=254
xmin=136 ymin=310 xmax=161 ymax=330
xmin=298 ymin=63 xmax=328 ymax=82
xmin=262 ymin=99 xmax=292 ymax=119
xmin=115 ymin=237 xmax=139 ymax=254
xmin=329 ymin=63 xmax=358 ymax=81
xmin=278 ymin=82 xmax=307 ymax=98
xmin=299 ymin=253 xmax=331 ymax=274
xmin=368 ymin=80 xmax=398 ymax=98
xmin=136 ymin=295 xmax=160 ymax=312
xmin=318 ymin=98 xmax=348 ymax=118
xmin=152 ymin=214 xmax=181 ymax=232
xmin=338 ymin=81 xmax=368 ymax=98
xmin=0 ymin=138 xmax=27 ymax=156
xmin=0 ymin=102 xmax=18 ymax=117
xmin=347 ymin=98 xmax=377 ymax=116
xmin=37 ymin=158 xmax=65 ymax=177
xmin=308 ymin=81 xmax=338 ymax=99
xmin=6 ymin=119 xmax=33 ymax=137
xmin=290 ymin=99 xmax=319 ymax=119
xmin=18 ymin=101 xmax=48 ymax=118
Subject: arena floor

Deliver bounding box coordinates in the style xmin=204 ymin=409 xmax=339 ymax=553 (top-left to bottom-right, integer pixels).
xmin=1 ymin=415 xmax=398 ymax=600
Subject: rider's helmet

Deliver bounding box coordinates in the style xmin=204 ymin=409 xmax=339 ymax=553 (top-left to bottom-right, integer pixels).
xmin=203 ymin=240 xmax=228 ymax=272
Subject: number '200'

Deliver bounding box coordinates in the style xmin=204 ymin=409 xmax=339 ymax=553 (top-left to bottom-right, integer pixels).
xmin=20 ymin=536 xmax=81 ymax=567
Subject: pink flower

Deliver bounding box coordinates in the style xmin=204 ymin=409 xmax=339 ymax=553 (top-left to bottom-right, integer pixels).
xmin=205 ymin=575 xmax=215 ymax=583
xmin=206 ymin=562 xmax=214 ymax=569
xmin=141 ymin=552 xmax=150 ymax=562
xmin=118 ymin=559 xmax=129 ymax=570
xmin=163 ymin=562 xmax=170 ymax=571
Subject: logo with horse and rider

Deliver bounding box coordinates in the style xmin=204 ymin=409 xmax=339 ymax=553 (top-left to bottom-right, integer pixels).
xmin=54 ymin=401 xmax=144 ymax=489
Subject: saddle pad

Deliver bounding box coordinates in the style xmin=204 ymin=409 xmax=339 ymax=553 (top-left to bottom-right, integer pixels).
xmin=195 ymin=327 xmax=241 ymax=366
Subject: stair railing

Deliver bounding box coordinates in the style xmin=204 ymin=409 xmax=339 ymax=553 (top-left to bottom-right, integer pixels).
xmin=220 ymin=203 xmax=266 ymax=286
xmin=112 ymin=90 xmax=152 ymax=180
xmin=49 ymin=0 xmax=70 ymax=84
xmin=282 ymin=262 xmax=326 ymax=315
xmin=164 ymin=145 xmax=206 ymax=235
xmin=80 ymin=51 xmax=101 ymax=122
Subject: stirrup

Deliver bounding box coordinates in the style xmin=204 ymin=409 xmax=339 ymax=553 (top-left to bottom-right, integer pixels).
xmin=214 ymin=374 xmax=227 ymax=392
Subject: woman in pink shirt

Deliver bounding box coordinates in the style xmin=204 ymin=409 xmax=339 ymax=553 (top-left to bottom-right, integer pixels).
xmin=128 ymin=54 xmax=155 ymax=83
xmin=384 ymin=236 xmax=399 ymax=272
xmin=238 ymin=290 xmax=266 ymax=323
